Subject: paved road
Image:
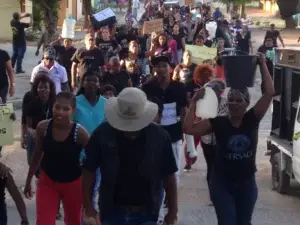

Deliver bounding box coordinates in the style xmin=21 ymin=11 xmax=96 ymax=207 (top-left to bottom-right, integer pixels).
xmin=2 ymin=10 xmax=300 ymax=225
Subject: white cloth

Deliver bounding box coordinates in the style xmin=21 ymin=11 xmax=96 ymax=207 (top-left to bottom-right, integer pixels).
xmin=201 ymin=97 xmax=228 ymax=145
xmin=132 ymin=0 xmax=140 ymax=8
xmin=30 ymin=61 xmax=68 ymax=94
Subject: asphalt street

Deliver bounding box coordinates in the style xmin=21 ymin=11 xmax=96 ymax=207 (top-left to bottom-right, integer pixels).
xmin=2 ymin=7 xmax=300 ymax=224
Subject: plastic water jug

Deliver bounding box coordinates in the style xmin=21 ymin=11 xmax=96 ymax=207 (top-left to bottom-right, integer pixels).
xmin=206 ymin=21 xmax=217 ymax=39
xmin=61 ymin=15 xmax=76 ymax=39
xmin=195 ymin=87 xmax=218 ymax=119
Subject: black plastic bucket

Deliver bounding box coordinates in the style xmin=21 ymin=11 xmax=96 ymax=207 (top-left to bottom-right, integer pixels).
xmin=222 ymin=55 xmax=258 ymax=89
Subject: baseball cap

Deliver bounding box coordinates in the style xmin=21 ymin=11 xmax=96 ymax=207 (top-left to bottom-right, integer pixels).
xmin=85 ymin=33 xmax=94 ymax=41
xmin=44 ymin=47 xmax=56 ymax=59
xmin=151 ymin=54 xmax=171 ymax=66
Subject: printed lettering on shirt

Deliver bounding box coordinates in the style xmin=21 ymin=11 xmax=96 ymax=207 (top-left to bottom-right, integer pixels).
xmin=161 ymin=102 xmax=177 ymax=126
xmin=226 ymin=134 xmax=252 ymax=160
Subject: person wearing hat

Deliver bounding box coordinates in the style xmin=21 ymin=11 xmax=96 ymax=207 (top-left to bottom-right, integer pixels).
xmin=48 ymin=36 xmax=77 ymax=90
xmin=10 ymin=12 xmax=32 ymax=74
xmin=30 ymin=47 xmax=69 ymax=94
xmin=71 ymin=33 xmax=105 ymax=90
xmin=142 ymin=54 xmax=188 ymax=184
xmin=82 ymin=87 xmax=178 ymax=225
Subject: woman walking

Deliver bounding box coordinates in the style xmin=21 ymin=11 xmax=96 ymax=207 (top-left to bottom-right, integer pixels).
xmin=73 ymin=71 xmax=107 ymax=218
xmin=183 ymin=53 xmax=274 ymax=224
xmin=24 ymin=92 xmax=89 ymax=225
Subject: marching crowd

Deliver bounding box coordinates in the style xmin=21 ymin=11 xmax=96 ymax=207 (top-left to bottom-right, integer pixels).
xmin=0 ymin=1 xmax=281 ymax=225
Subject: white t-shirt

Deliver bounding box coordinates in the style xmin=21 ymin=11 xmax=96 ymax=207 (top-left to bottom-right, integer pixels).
xmin=30 ymin=61 xmax=68 ymax=94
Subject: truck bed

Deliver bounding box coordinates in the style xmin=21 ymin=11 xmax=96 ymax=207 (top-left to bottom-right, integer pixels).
xmin=266 ymin=135 xmax=293 ymax=157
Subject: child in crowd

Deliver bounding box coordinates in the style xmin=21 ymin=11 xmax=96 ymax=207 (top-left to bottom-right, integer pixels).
xmin=102 ymin=84 xmax=117 ymax=99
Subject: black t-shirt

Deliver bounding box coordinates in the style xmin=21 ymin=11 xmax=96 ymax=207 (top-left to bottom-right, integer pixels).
xmin=122 ymin=53 xmax=145 ymax=87
xmin=257 ymin=45 xmax=274 ymax=78
xmin=184 ymin=79 xmax=201 ymax=100
xmin=0 ymin=177 xmax=7 ymax=224
xmin=102 ymin=70 xmax=130 ymax=95
xmin=116 ymin=33 xmax=137 ymax=59
xmin=142 ymin=79 xmax=188 ymax=142
xmin=71 ymin=47 xmax=105 ymax=78
xmin=21 ymin=91 xmax=34 ymax=125
xmin=204 ymin=39 xmax=213 ymax=47
xmin=265 ymin=30 xmax=280 ymax=47
xmin=10 ymin=19 xmax=29 ymax=45
xmin=172 ymin=33 xmax=185 ymax=50
xmin=174 ymin=63 xmax=197 ymax=83
xmin=0 ymin=50 xmax=10 ymax=89
xmin=52 ymin=45 xmax=77 ymax=77
xmin=26 ymin=98 xmax=53 ymax=129
xmin=236 ymin=32 xmax=251 ymax=53
xmin=209 ymin=109 xmax=261 ymax=181
xmin=95 ymin=38 xmax=118 ymax=62
xmin=114 ymin=131 xmax=151 ymax=206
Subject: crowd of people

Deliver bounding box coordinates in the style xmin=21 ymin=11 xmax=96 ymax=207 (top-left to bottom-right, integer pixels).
xmin=0 ymin=1 xmax=281 ymax=225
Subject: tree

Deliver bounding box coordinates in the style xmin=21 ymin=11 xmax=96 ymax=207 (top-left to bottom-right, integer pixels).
xmin=219 ymin=0 xmax=255 ymax=18
xmin=82 ymin=0 xmax=92 ymax=29
xmin=31 ymin=0 xmax=60 ymax=43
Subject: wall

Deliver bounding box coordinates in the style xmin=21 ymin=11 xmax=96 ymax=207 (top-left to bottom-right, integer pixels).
xmin=77 ymin=0 xmax=84 ymax=20
xmin=0 ymin=1 xmax=19 ymax=41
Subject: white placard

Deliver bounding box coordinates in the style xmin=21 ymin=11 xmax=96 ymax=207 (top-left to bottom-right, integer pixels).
xmin=93 ymin=8 xmax=115 ymax=22
xmin=161 ymin=102 xmax=177 ymax=126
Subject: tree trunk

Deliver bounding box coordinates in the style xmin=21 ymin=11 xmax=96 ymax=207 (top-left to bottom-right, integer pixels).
xmin=83 ymin=0 xmax=92 ymax=29
xmin=128 ymin=0 xmax=132 ymax=12
xmin=284 ymin=16 xmax=297 ymax=28
xmin=241 ymin=3 xmax=246 ymax=19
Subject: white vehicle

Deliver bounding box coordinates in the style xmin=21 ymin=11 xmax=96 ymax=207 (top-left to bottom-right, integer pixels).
xmin=266 ymin=47 xmax=300 ymax=193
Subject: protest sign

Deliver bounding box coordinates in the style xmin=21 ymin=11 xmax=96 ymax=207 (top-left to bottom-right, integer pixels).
xmin=184 ymin=0 xmax=195 ymax=5
xmin=186 ymin=45 xmax=217 ymax=64
xmin=143 ymin=19 xmax=163 ymax=34
xmin=91 ymin=8 xmax=116 ymax=29
xmin=0 ymin=103 xmax=14 ymax=146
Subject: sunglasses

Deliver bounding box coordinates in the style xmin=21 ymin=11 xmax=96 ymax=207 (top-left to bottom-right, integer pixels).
xmin=44 ymin=57 xmax=54 ymax=61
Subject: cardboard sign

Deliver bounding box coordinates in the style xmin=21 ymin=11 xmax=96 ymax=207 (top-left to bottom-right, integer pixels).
xmin=186 ymin=45 xmax=217 ymax=64
xmin=0 ymin=104 xmax=14 ymax=146
xmin=143 ymin=19 xmax=163 ymax=34
xmin=93 ymin=8 xmax=115 ymax=22
xmin=20 ymin=13 xmax=31 ymax=24
xmin=184 ymin=0 xmax=195 ymax=5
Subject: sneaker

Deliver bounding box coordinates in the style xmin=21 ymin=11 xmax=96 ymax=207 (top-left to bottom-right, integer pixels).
xmin=184 ymin=164 xmax=192 ymax=172
xmin=16 ymin=70 xmax=25 ymax=74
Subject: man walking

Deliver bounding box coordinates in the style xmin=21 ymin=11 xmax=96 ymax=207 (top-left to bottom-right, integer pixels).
xmin=82 ymin=88 xmax=178 ymax=225
xmin=10 ymin=12 xmax=32 ymax=74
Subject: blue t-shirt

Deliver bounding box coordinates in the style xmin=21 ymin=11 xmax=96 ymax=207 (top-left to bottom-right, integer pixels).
xmin=73 ymin=94 xmax=107 ymax=161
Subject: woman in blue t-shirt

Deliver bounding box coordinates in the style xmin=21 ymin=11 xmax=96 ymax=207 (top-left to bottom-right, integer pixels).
xmin=183 ymin=53 xmax=274 ymax=225
xmin=73 ymin=71 xmax=107 ymax=225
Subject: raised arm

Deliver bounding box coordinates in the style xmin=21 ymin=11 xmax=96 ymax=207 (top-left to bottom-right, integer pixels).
xmin=253 ymin=53 xmax=275 ymax=119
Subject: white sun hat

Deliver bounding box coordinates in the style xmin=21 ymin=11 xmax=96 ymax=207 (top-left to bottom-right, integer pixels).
xmin=104 ymin=87 xmax=158 ymax=132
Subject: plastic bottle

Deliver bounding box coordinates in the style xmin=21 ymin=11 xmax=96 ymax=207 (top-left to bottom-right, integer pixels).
xmin=195 ymin=87 xmax=218 ymax=119
xmin=61 ymin=14 xmax=76 ymax=39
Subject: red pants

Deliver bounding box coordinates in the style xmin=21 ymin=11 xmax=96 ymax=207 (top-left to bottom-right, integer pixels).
xmin=36 ymin=172 xmax=82 ymax=225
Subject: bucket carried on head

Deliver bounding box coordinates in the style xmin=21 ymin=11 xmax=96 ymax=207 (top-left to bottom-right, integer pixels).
xmin=221 ymin=50 xmax=258 ymax=89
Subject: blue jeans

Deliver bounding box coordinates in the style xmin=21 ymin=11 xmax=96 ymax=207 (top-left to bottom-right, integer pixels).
xmin=102 ymin=207 xmax=157 ymax=225
xmin=209 ymin=173 xmax=258 ymax=225
xmin=11 ymin=44 xmax=26 ymax=72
